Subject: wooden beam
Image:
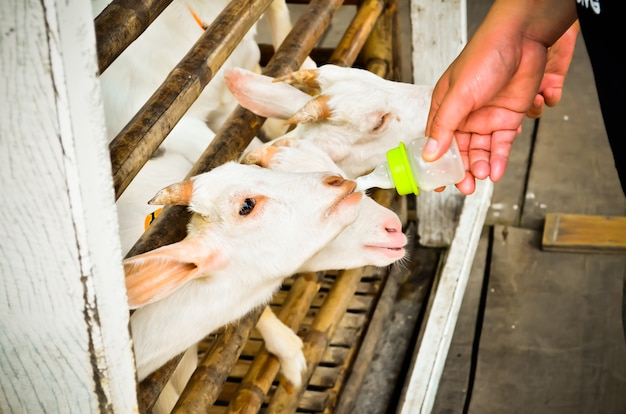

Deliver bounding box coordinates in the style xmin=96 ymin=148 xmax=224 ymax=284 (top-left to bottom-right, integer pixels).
xmin=398 ymin=178 xmax=493 ymax=414
xmin=411 ymin=0 xmax=467 ymax=247
xmin=542 ymin=213 xmax=626 ymax=254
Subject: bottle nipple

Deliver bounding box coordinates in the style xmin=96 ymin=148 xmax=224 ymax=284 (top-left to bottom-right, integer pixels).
xmin=355 ymin=163 xmax=394 ymax=192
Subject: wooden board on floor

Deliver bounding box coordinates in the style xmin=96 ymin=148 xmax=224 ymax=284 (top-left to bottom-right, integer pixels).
xmin=542 ymin=213 xmax=626 ymax=254
xmin=469 ymin=225 xmax=626 ymax=414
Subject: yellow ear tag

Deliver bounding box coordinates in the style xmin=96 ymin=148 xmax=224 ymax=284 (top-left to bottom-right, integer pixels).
xmin=144 ymin=208 xmax=163 ymax=230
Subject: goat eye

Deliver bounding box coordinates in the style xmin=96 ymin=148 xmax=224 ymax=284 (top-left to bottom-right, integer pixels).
xmin=239 ymin=198 xmax=256 ymax=216
xmin=372 ymin=113 xmax=391 ymax=132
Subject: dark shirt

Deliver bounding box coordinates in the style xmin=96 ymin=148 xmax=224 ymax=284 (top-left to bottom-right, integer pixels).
xmin=576 ymin=0 xmax=625 ymax=196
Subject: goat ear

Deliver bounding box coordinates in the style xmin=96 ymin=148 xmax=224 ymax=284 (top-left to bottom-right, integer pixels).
xmin=123 ymin=239 xmax=226 ymax=309
xmin=224 ymin=67 xmax=312 ymax=120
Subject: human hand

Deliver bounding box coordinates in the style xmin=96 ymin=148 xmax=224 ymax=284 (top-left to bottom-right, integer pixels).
xmin=421 ymin=0 xmax=578 ymax=195
xmin=424 ymin=28 xmax=548 ymax=194
xmin=527 ymin=21 xmax=579 ymax=118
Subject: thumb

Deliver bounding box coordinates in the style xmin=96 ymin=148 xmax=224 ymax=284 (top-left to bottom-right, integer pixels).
xmin=424 ymin=94 xmax=467 ymax=162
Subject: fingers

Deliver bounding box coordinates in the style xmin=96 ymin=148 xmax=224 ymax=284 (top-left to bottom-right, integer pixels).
xmin=528 ymin=21 xmax=577 ymax=117
xmin=526 ymin=93 xmax=545 ymax=118
xmin=467 ymin=133 xmax=492 ymax=179
xmin=455 ymin=172 xmax=477 ymax=195
xmin=446 ymin=129 xmax=516 ymax=195
xmin=489 ymin=129 xmax=516 ymax=181
xmin=540 ymin=85 xmax=563 ymax=107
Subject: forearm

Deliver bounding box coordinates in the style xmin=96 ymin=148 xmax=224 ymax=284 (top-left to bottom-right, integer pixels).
xmin=483 ymin=0 xmax=578 ymax=47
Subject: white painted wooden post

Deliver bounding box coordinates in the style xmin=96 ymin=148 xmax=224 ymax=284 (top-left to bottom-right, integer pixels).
xmin=399 ymin=179 xmax=493 ymax=414
xmin=0 ymin=1 xmax=138 ymax=412
xmin=411 ymin=0 xmax=467 ymax=247
xmin=398 ymin=2 xmax=495 ymax=413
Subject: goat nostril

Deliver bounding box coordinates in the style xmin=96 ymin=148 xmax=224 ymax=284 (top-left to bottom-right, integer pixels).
xmin=324 ymin=175 xmax=345 ymax=187
xmin=384 ymin=218 xmax=402 ymax=233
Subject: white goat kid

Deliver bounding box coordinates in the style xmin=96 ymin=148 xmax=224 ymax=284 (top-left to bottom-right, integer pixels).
xmin=241 ymin=137 xmax=408 ymax=271
xmin=119 ymin=145 xmax=311 ymax=412
xmin=224 ymin=64 xmax=434 ymax=178
xmin=134 ymin=140 xmax=408 ymax=412
xmin=125 ymin=162 xmax=362 ymax=383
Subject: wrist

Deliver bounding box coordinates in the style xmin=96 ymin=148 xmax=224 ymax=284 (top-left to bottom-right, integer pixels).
xmin=487 ymin=0 xmax=578 ymax=47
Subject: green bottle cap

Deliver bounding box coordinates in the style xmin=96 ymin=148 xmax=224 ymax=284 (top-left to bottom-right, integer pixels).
xmin=386 ymin=142 xmax=419 ymax=195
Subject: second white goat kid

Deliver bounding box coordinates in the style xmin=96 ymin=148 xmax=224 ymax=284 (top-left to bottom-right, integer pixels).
xmin=224 ymin=64 xmax=434 ymax=178
xmin=241 ymin=137 xmax=408 ymax=271
xmin=125 ymin=162 xmax=362 ymax=384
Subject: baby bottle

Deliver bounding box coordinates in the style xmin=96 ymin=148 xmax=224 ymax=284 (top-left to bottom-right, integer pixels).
xmin=355 ymin=137 xmax=465 ymax=195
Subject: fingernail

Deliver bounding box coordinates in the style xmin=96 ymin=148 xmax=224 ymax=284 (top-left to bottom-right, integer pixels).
xmin=423 ymin=138 xmax=438 ymax=160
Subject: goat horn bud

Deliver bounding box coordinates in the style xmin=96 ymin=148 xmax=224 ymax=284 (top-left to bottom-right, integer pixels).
xmin=240 ymin=145 xmax=280 ymax=168
xmin=148 ymin=180 xmax=194 ymax=206
xmin=285 ymin=95 xmax=331 ymax=125
xmin=274 ymin=69 xmax=321 ymax=95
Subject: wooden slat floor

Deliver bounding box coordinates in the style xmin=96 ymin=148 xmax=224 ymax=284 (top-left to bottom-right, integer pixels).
xmin=433 ymin=0 xmax=626 ymax=412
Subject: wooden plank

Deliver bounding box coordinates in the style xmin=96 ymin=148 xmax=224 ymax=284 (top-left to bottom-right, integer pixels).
xmin=431 ymin=227 xmax=489 ymax=412
xmin=398 ymin=178 xmax=493 ymax=413
xmin=411 ymin=0 xmax=467 ymax=247
xmin=542 ymin=213 xmax=626 ymax=254
xmin=0 ymin=0 xmax=137 ymax=412
xmin=429 ymin=1 xmax=494 ymax=409
xmin=520 ymin=33 xmax=626 ymax=230
xmin=395 ymin=0 xmax=414 ymax=82
xmin=469 ymin=226 xmax=626 ymax=413
xmin=410 ymin=0 xmax=466 ymax=83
